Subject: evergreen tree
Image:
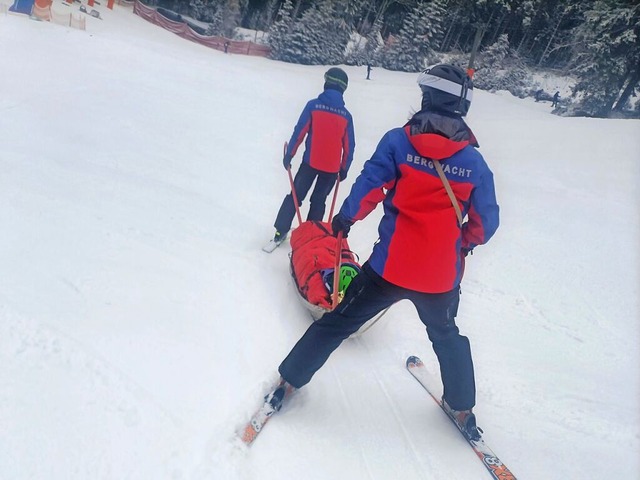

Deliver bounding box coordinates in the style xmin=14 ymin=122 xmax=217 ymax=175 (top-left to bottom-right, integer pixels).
xmin=474 ymin=34 xmax=533 ymax=98
xmin=345 ymin=17 xmax=383 ymax=66
xmin=269 ymin=1 xmax=350 ymax=65
xmin=206 ymin=7 xmax=224 ymax=36
xmin=379 ymin=1 xmax=445 ymax=72
xmin=187 ymin=0 xmax=216 ymax=23
xmin=570 ymin=1 xmax=640 ymax=117
xmin=268 ymin=0 xmax=294 ymax=60
xmin=364 ymin=17 xmax=384 ymax=65
xmin=342 ymin=0 xmax=367 ymax=31
xmin=222 ymin=0 xmax=246 ymax=37
xmin=439 ymin=0 xmax=509 ymax=54
xmin=479 ymin=32 xmax=510 ymax=68
xmin=245 ymin=0 xmax=280 ymax=32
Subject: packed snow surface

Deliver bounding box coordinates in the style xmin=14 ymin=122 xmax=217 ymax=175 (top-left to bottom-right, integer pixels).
xmin=1 ymin=4 xmax=639 ymax=479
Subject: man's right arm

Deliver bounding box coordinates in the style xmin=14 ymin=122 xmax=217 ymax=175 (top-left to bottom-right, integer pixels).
xmin=286 ymin=101 xmax=313 ymax=158
xmin=340 ymin=130 xmax=398 ymax=223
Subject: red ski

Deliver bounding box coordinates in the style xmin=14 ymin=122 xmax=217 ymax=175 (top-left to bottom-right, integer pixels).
xmin=239 ymin=399 xmax=278 ymax=445
xmin=239 ymin=379 xmax=293 ymax=446
xmin=406 ymin=356 xmax=517 ymax=480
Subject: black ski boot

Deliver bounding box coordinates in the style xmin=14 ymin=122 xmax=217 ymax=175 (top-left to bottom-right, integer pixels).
xmin=264 ymin=378 xmax=296 ymax=412
xmin=442 ymin=399 xmax=483 ymax=441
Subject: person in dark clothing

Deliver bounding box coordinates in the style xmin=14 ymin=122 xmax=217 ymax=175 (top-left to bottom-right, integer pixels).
xmin=271 ymin=67 xmax=356 ymax=243
xmin=264 ymin=64 xmax=500 ymax=442
xmin=366 ymin=63 xmax=372 ymax=80
xmin=552 ymin=91 xmax=560 ymax=107
xmin=535 ymin=89 xmax=543 ymax=102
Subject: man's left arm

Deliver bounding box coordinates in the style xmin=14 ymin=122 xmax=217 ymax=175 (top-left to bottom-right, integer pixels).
xmin=461 ymin=167 xmax=500 ymax=251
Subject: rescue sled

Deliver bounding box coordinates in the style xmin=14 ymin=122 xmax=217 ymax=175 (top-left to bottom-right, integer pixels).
xmin=279 ymin=141 xmax=388 ymax=334
xmin=287 ymin=221 xmax=390 ymax=336
xmin=289 ymin=220 xmax=360 ymax=320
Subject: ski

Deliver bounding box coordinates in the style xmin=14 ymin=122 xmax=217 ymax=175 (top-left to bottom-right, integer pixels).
xmin=262 ymin=239 xmax=282 ymax=253
xmin=239 ymin=398 xmax=279 ymax=446
xmin=406 ymin=356 xmax=517 ymax=480
xmin=262 ymin=237 xmax=286 ymax=253
xmin=238 ymin=379 xmax=293 ymax=446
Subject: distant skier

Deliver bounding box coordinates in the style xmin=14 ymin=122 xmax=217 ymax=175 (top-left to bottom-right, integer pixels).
xmin=270 ymin=67 xmax=355 ymax=244
xmin=366 ymin=63 xmax=372 ymax=80
xmin=264 ymin=64 xmax=500 ymax=442
xmin=224 ymin=41 xmax=230 ymax=53
xmin=552 ymin=91 xmax=560 ymax=107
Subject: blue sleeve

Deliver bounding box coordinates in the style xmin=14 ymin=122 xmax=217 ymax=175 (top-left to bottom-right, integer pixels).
xmin=344 ymin=114 xmax=356 ymax=172
xmin=340 ymin=130 xmax=398 ymax=221
xmin=287 ymin=101 xmax=313 ymax=157
xmin=462 ymin=162 xmax=500 ymax=249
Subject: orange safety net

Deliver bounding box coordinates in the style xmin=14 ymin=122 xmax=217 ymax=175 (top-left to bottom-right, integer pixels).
xmin=133 ymin=0 xmax=271 ymax=57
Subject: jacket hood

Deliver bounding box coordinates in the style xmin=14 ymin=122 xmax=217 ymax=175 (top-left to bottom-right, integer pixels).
xmin=404 ymin=110 xmax=479 ymax=160
xmin=318 ymin=89 xmax=345 ymax=108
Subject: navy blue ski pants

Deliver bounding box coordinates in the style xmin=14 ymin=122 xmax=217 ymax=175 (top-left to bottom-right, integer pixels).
xmin=274 ymin=162 xmax=337 ymax=235
xmin=279 ymin=263 xmax=476 ymax=411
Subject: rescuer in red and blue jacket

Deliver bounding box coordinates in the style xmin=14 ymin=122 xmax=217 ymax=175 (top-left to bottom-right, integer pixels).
xmin=272 ymin=67 xmax=355 ymax=243
xmin=270 ymin=65 xmax=500 ymax=442
xmin=338 ymin=101 xmax=498 ymax=293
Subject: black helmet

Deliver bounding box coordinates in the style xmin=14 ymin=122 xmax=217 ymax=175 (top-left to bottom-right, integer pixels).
xmin=324 ymin=67 xmax=348 ymax=93
xmin=417 ymin=64 xmax=473 ymax=116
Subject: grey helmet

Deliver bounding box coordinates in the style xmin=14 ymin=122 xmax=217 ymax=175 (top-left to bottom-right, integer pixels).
xmin=417 ymin=64 xmax=473 ymax=116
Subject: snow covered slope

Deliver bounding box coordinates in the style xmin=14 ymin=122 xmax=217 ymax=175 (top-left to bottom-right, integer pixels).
xmin=1 ymin=4 xmax=639 ymax=479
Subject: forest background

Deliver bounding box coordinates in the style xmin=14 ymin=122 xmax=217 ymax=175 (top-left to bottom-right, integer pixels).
xmin=145 ymin=0 xmax=640 ymax=119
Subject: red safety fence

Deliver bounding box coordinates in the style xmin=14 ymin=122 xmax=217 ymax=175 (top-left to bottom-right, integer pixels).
xmin=133 ymin=0 xmax=271 ymax=58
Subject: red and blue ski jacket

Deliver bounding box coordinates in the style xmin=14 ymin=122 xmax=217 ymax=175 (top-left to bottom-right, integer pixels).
xmin=339 ymin=110 xmax=499 ymax=293
xmin=286 ymin=89 xmax=355 ymax=174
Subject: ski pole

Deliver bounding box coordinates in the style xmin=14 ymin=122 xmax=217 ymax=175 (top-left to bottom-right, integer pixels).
xmin=332 ymin=231 xmax=343 ymax=309
xmin=354 ymin=306 xmax=392 ymax=336
xmin=284 ymin=141 xmax=303 ymax=226
xmin=327 ymin=175 xmax=340 ymax=221
xmin=287 ymin=167 xmax=303 ymax=226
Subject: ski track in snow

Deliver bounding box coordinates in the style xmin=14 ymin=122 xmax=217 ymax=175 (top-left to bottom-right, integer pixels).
xmin=0 ymin=307 xmax=189 ymax=479
xmin=329 ymin=365 xmax=378 ymax=480
xmin=353 ymin=336 xmax=435 ymax=478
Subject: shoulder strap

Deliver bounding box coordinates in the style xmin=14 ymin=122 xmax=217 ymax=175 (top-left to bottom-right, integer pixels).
xmin=433 ymin=159 xmax=463 ymax=227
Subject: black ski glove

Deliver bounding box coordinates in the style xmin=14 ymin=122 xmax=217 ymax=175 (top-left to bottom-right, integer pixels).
xmin=331 ymin=213 xmax=353 ymax=238
xmin=339 ymin=169 xmax=347 ymax=181
xmin=283 ymin=153 xmax=293 ymax=170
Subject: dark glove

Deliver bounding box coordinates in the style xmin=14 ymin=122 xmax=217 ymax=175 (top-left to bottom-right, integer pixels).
xmin=339 ymin=169 xmax=347 ymax=181
xmin=331 ymin=213 xmax=353 ymax=238
xmin=283 ymin=153 xmax=293 ymax=170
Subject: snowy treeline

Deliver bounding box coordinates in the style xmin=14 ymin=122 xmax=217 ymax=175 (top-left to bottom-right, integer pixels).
xmin=147 ymin=0 xmax=639 ymax=119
